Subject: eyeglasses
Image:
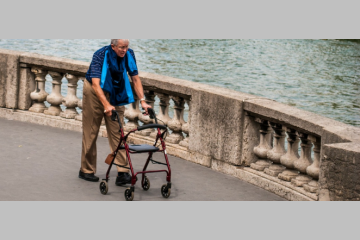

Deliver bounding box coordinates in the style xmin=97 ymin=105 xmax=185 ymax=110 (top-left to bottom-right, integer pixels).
xmin=117 ymin=45 xmax=128 ymax=50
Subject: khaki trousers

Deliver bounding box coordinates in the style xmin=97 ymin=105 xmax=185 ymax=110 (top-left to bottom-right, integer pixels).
xmin=80 ymin=80 xmax=129 ymax=174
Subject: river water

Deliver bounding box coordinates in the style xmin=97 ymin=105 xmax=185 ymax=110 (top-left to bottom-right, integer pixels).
xmin=0 ymin=39 xmax=359 ymax=126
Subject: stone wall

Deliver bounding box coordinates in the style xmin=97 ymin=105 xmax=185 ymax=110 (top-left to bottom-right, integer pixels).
xmin=1 ymin=48 xmax=359 ymax=201
xmin=320 ymin=142 xmax=360 ymax=200
xmin=0 ymin=49 xmax=21 ymax=109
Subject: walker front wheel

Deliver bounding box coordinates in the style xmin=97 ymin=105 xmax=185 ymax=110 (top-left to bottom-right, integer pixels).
xmin=142 ymin=176 xmax=150 ymax=191
xmin=99 ymin=181 xmax=108 ymax=195
xmin=124 ymin=188 xmax=134 ymax=201
xmin=161 ymin=184 xmax=171 ymax=198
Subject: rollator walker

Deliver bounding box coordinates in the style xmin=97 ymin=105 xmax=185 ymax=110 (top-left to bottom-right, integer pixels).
xmin=99 ymin=108 xmax=172 ymax=201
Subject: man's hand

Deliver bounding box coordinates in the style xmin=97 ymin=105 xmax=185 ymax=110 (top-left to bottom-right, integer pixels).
xmin=91 ymin=78 xmax=115 ymax=117
xmin=104 ymin=104 xmax=116 ymax=117
xmin=141 ymin=101 xmax=151 ymax=115
xmin=131 ymin=75 xmax=152 ymax=115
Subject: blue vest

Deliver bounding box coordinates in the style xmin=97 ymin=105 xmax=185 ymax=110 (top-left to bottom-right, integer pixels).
xmin=100 ymin=48 xmax=136 ymax=106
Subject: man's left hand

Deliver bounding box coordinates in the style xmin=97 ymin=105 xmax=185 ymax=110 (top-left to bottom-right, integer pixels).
xmin=141 ymin=101 xmax=151 ymax=115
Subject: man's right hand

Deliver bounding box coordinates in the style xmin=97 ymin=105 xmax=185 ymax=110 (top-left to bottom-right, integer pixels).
xmin=91 ymin=78 xmax=115 ymax=118
xmin=104 ymin=105 xmax=115 ymax=117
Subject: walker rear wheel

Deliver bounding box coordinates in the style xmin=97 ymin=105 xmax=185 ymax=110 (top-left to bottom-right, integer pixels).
xmin=142 ymin=176 xmax=150 ymax=191
xmin=124 ymin=188 xmax=134 ymax=201
xmin=161 ymin=184 xmax=171 ymax=198
xmin=99 ymin=181 xmax=108 ymax=195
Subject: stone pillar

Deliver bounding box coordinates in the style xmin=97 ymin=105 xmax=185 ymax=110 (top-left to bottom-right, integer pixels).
xmin=166 ymin=96 xmax=185 ymax=144
xmin=18 ymin=64 xmax=35 ymax=110
xmin=291 ymin=133 xmax=313 ymax=187
xmin=306 ymin=136 xmax=321 ymax=179
xmin=250 ymin=120 xmax=272 ymax=171
xmin=240 ymin=113 xmax=261 ymax=166
xmin=44 ymin=71 xmax=64 ymax=116
xmin=264 ymin=123 xmax=286 ymax=177
xmin=179 ymin=100 xmax=191 ymax=148
xmin=278 ymin=128 xmax=300 ymax=182
xmin=137 ymin=91 xmax=155 ymax=136
xmin=294 ymin=133 xmax=313 ymax=173
xmin=150 ymin=93 xmax=171 ymax=138
xmin=60 ymin=74 xmax=79 ymax=119
xmin=29 ymin=68 xmax=48 ymax=113
xmin=124 ymin=95 xmax=141 ymax=132
xmin=0 ymin=50 xmax=20 ymax=109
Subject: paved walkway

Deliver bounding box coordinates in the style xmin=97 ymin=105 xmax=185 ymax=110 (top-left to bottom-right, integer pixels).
xmin=0 ymin=117 xmax=285 ymax=201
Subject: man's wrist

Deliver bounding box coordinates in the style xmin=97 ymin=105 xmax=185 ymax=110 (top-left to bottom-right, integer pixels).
xmin=140 ymin=98 xmax=145 ymax=103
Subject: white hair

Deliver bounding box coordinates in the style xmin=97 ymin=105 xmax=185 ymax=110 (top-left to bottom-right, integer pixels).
xmin=111 ymin=39 xmax=130 ymax=46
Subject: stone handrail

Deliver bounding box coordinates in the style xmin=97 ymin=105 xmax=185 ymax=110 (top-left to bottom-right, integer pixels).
xmin=1 ymin=48 xmax=359 ymax=201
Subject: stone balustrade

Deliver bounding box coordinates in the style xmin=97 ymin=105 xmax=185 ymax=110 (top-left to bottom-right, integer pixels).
xmin=24 ymin=66 xmax=84 ymax=120
xmin=249 ymin=118 xmax=320 ymax=197
xmin=1 ymin=48 xmax=360 ymax=201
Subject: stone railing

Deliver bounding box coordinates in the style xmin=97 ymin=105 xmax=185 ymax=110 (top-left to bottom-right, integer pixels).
xmin=243 ymin=115 xmax=321 ymax=200
xmin=1 ymin=48 xmax=359 ymax=201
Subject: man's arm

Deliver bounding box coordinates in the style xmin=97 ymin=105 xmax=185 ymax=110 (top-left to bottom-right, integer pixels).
xmin=131 ymin=75 xmax=151 ymax=113
xmin=91 ymin=78 xmax=115 ymax=117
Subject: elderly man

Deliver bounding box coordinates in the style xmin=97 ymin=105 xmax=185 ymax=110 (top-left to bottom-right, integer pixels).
xmin=79 ymin=39 xmax=151 ymax=185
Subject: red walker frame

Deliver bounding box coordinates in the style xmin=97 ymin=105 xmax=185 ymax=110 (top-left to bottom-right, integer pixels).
xmin=99 ymin=108 xmax=172 ymax=201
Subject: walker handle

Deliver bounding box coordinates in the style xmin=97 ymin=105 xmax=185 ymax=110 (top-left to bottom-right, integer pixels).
xmin=147 ymin=108 xmax=158 ymax=124
xmin=111 ymin=110 xmax=123 ymax=129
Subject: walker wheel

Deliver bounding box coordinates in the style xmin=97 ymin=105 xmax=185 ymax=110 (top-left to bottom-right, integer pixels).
xmin=161 ymin=184 xmax=171 ymax=198
xmin=124 ymin=188 xmax=134 ymax=201
xmin=142 ymin=176 xmax=150 ymax=191
xmin=99 ymin=181 xmax=108 ymax=195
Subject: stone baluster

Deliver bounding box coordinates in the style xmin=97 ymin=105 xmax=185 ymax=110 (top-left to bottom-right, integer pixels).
xmin=166 ymin=96 xmax=185 ymax=144
xmin=137 ymin=90 xmax=155 ymax=136
xmin=60 ymin=74 xmax=80 ymax=119
xmin=291 ymin=133 xmax=313 ymax=187
xmin=278 ymin=128 xmax=300 ymax=181
xmin=150 ymin=93 xmax=172 ymax=138
xmin=294 ymin=133 xmax=313 ymax=173
xmin=75 ymin=77 xmax=85 ymax=121
xmin=155 ymin=93 xmax=172 ymax=125
xmin=306 ymin=136 xmax=320 ymax=179
xmin=29 ymin=68 xmax=48 ymax=113
xmin=124 ymin=95 xmax=141 ymax=132
xmin=179 ymin=100 xmax=191 ymax=148
xmin=303 ymin=136 xmax=321 ymax=194
xmin=264 ymin=123 xmax=286 ymax=177
xmin=44 ymin=71 xmax=64 ymax=116
xmin=250 ymin=120 xmax=273 ymax=171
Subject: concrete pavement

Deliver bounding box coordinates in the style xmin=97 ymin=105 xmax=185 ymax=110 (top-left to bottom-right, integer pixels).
xmin=0 ymin=117 xmax=285 ymax=201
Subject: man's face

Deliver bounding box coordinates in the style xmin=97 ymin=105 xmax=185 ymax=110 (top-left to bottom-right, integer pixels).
xmin=111 ymin=40 xmax=129 ymax=58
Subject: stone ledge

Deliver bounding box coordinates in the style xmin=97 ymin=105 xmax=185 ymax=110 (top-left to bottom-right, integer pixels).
xmin=211 ymin=159 xmax=316 ymax=201
xmin=19 ymin=52 xmax=89 ymax=76
xmin=243 ymin=167 xmax=317 ymax=200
